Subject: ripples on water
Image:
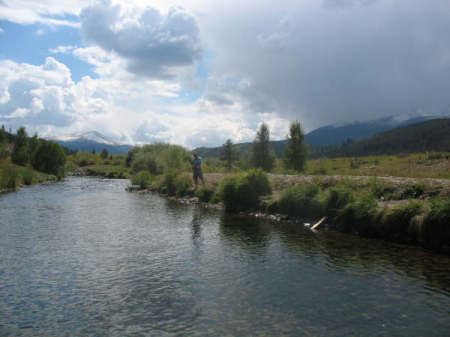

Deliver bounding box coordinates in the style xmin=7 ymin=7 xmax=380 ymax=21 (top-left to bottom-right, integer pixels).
xmin=0 ymin=177 xmax=449 ymax=336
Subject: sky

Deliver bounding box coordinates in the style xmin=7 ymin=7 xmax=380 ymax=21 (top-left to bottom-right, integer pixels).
xmin=0 ymin=0 xmax=450 ymax=148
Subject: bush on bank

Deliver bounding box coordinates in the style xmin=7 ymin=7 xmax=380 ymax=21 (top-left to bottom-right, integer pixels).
xmin=277 ymin=183 xmax=323 ymax=219
xmin=219 ymin=169 xmax=271 ymax=212
xmin=379 ymin=201 xmax=422 ymax=242
xmin=131 ymin=170 xmax=153 ymax=189
xmin=335 ymin=191 xmax=378 ymax=234
xmin=422 ymin=198 xmax=450 ymax=252
xmin=195 ymin=186 xmax=215 ymax=202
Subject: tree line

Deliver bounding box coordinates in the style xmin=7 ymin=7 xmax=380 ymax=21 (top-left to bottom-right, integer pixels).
xmin=0 ymin=125 xmax=66 ymax=177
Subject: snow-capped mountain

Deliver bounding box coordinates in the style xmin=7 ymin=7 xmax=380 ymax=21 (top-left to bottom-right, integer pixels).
xmin=51 ymin=131 xmax=118 ymax=145
xmin=50 ymin=131 xmax=133 ymax=154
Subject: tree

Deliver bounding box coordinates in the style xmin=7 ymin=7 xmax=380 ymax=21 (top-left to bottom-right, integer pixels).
xmin=28 ymin=133 xmax=39 ymax=163
xmin=32 ymin=140 xmax=66 ymax=177
xmin=11 ymin=126 xmax=29 ymax=166
xmin=220 ymin=139 xmax=236 ymax=170
xmin=101 ymin=148 xmax=109 ymax=159
xmin=283 ymin=121 xmax=308 ymax=171
xmin=251 ymin=122 xmax=276 ymax=171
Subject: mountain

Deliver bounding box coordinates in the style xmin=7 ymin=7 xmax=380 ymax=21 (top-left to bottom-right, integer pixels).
xmin=320 ymin=118 xmax=450 ymax=157
xmin=193 ymin=116 xmax=444 ymax=158
xmin=304 ymin=115 xmax=433 ymax=146
xmin=50 ymin=131 xmax=133 ymax=155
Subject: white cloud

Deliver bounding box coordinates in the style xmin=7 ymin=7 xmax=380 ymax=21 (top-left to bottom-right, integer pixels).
xmin=49 ymin=45 xmax=76 ymax=54
xmin=0 ymin=27 xmax=4 ymax=34
xmin=0 ymin=56 xmax=285 ymax=148
xmin=0 ymin=0 xmax=88 ymax=26
xmin=80 ymin=1 xmax=202 ymax=79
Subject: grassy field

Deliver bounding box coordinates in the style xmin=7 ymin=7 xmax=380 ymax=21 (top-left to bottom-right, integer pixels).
xmin=299 ymin=153 xmax=450 ymax=179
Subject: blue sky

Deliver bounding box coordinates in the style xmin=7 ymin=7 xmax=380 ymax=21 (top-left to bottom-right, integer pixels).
xmin=0 ymin=0 xmax=449 ymax=148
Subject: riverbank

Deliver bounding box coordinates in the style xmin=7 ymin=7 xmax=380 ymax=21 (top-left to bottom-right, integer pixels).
xmin=127 ymin=172 xmax=450 ymax=254
xmin=0 ymin=159 xmax=58 ymax=194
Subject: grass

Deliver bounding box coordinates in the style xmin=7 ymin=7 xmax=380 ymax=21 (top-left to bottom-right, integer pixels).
xmin=299 ymin=153 xmax=450 ymax=179
xmin=0 ymin=158 xmax=57 ymax=192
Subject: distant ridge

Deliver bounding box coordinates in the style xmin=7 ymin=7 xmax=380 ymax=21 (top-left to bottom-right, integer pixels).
xmin=50 ymin=131 xmax=133 ymax=155
xmin=323 ymin=118 xmax=450 ymax=157
xmin=194 ymin=116 xmax=449 ymax=158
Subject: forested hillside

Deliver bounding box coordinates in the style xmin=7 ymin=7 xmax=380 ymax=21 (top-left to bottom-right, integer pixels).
xmin=318 ymin=118 xmax=450 ymax=157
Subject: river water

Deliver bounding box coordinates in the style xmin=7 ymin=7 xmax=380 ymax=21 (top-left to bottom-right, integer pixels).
xmin=0 ymin=177 xmax=449 ymax=336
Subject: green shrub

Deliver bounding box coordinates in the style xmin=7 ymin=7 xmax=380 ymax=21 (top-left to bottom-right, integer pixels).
xmin=381 ymin=201 xmax=422 ymax=240
xmin=159 ymin=169 xmax=179 ymax=196
xmin=174 ymin=172 xmax=193 ymax=197
xmin=402 ymin=184 xmax=424 ymax=199
xmin=219 ymin=169 xmax=271 ymax=212
xmin=0 ymin=165 xmax=18 ymax=190
xmin=210 ymin=193 xmax=221 ymax=204
xmin=131 ymin=153 xmax=163 ymax=175
xmin=369 ymin=176 xmax=384 ymax=198
xmin=278 ymin=183 xmax=323 ymax=218
xmin=423 ymin=198 xmax=450 ymax=251
xmin=337 ymin=191 xmax=377 ymax=234
xmin=22 ymin=168 xmax=35 ymax=185
xmin=325 ymin=186 xmax=354 ymax=220
xmin=131 ymin=170 xmax=153 ymax=189
xmin=195 ymin=186 xmax=215 ymax=202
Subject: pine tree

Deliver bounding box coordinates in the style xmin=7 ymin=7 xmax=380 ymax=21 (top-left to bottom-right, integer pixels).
xmin=283 ymin=121 xmax=308 ymax=171
xmin=251 ymin=123 xmax=276 ymax=171
xmin=220 ymin=139 xmax=236 ymax=170
xmin=11 ymin=126 xmax=29 ymax=166
xmin=101 ymin=148 xmax=109 ymax=159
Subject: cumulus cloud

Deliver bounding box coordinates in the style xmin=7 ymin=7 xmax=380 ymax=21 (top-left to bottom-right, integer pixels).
xmin=0 ymin=58 xmax=76 ymax=127
xmin=80 ymin=1 xmax=202 ymax=79
xmin=198 ymin=0 xmax=450 ymax=130
xmin=0 ymin=0 xmax=85 ymax=27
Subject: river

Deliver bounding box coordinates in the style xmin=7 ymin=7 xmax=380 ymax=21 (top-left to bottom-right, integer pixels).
xmin=0 ymin=177 xmax=449 ymax=336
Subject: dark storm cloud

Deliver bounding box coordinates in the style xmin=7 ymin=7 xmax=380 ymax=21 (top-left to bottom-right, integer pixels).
xmin=201 ymin=0 xmax=450 ymax=129
xmin=80 ymin=1 xmax=202 ymax=79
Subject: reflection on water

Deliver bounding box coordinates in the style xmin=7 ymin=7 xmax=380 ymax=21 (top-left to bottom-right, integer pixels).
xmin=0 ymin=177 xmax=449 ymax=336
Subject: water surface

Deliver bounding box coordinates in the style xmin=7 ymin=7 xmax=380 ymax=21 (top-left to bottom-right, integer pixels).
xmin=0 ymin=177 xmax=449 ymax=336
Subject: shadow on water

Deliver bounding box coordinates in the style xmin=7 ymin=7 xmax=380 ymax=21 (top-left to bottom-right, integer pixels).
xmin=219 ymin=213 xmax=273 ymax=250
xmin=217 ymin=213 xmax=450 ymax=295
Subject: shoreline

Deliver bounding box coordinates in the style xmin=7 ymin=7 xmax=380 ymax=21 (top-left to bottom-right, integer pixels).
xmin=126 ymin=172 xmax=450 ymax=255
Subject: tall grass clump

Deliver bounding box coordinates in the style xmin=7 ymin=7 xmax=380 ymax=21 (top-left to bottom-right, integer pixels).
xmin=157 ymin=170 xmax=193 ymax=197
xmin=325 ymin=186 xmax=355 ymax=221
xmin=336 ymin=191 xmax=378 ymax=234
xmin=159 ymin=169 xmax=179 ymax=196
xmin=174 ymin=172 xmax=193 ymax=197
xmin=219 ymin=169 xmax=271 ymax=212
xmin=423 ymin=198 xmax=450 ymax=252
xmin=21 ymin=168 xmax=35 ymax=185
xmin=195 ymin=186 xmax=216 ymax=202
xmin=380 ymin=201 xmax=422 ymax=241
xmin=131 ymin=170 xmax=153 ymax=189
xmin=0 ymin=165 xmax=18 ymax=190
xmin=277 ymin=183 xmax=323 ymax=218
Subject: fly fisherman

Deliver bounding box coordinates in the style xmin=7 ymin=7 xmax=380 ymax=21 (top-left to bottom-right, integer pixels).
xmin=191 ymin=152 xmax=205 ymax=188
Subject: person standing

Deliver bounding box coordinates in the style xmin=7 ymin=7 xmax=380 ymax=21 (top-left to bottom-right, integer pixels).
xmin=191 ymin=152 xmax=205 ymax=188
